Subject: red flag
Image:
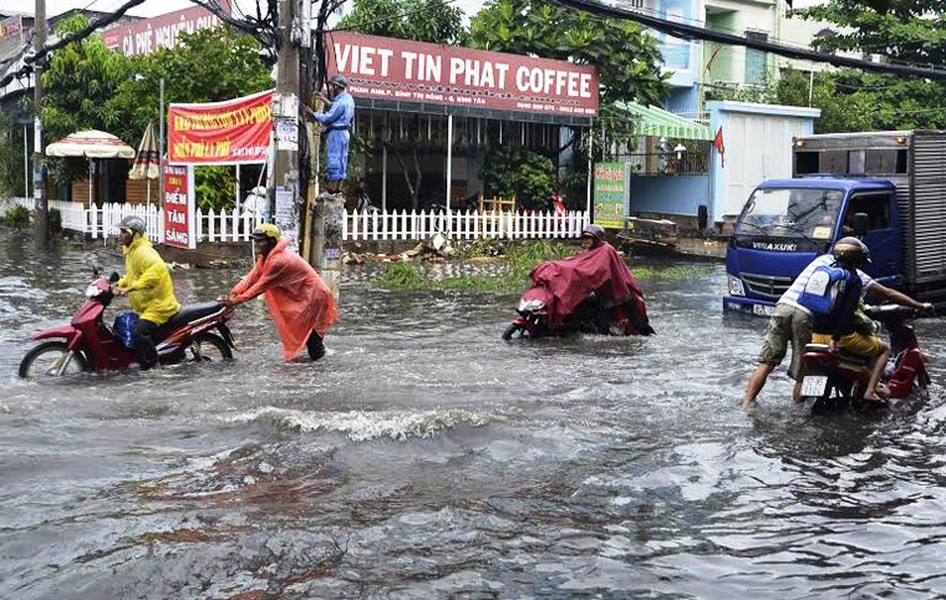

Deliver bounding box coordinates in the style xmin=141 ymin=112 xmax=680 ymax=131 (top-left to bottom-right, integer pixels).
xmin=713 ymin=126 xmax=725 ymax=168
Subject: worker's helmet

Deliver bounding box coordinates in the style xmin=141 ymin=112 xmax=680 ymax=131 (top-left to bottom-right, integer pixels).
xmin=117 ymin=215 xmax=147 ymax=236
xmin=328 ymin=74 xmax=348 ymax=89
xmin=581 ymin=223 xmax=606 ymax=243
xmin=250 ymin=223 xmax=282 ymax=241
xmin=833 ymin=236 xmax=871 ymax=266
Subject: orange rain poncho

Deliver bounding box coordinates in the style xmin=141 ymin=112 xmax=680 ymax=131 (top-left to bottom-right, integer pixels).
xmin=229 ymin=238 xmax=339 ymax=360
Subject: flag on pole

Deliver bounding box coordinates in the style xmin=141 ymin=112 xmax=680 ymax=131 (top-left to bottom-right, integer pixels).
xmin=713 ymin=126 xmax=725 ymax=168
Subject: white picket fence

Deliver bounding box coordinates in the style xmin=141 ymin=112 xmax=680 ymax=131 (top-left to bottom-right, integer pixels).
xmin=2 ymin=197 xmax=588 ymax=243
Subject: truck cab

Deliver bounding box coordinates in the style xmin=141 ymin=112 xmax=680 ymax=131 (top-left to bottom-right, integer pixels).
xmin=724 ymin=177 xmax=900 ymax=315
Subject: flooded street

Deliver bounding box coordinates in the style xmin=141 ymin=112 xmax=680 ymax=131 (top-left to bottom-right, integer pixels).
xmin=3 ymin=231 xmax=946 ymax=599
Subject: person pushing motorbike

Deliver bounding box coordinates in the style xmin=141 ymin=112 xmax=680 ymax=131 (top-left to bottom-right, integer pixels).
xmin=741 ymin=236 xmax=932 ymax=407
xmin=219 ymin=224 xmax=338 ymax=362
xmin=112 ymin=215 xmax=181 ymax=370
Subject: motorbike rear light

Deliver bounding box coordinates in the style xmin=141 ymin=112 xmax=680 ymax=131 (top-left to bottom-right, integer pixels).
xmin=85 ymin=283 xmax=103 ymax=298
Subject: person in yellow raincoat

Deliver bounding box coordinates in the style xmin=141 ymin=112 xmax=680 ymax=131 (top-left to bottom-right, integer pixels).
xmin=113 ymin=215 xmax=181 ymax=370
xmin=219 ymin=224 xmax=338 ymax=361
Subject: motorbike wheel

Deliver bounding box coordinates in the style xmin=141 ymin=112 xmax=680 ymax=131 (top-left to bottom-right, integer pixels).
xmin=19 ymin=341 xmax=88 ymax=379
xmin=183 ymin=333 xmax=233 ymax=363
xmin=502 ymin=324 xmax=523 ymax=340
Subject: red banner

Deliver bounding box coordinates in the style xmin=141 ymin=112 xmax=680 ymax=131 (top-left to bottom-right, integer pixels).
xmin=163 ymin=166 xmax=194 ymax=248
xmin=168 ymin=89 xmax=273 ymax=165
xmin=103 ymin=3 xmax=229 ymax=57
xmin=325 ymin=32 xmax=599 ymax=118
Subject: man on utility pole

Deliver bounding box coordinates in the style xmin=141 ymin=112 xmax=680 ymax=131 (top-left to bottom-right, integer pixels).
xmin=271 ymin=0 xmax=302 ymax=249
xmin=32 ymin=0 xmax=48 ymax=247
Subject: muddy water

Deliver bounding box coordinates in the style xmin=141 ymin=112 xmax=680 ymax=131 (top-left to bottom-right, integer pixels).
xmin=3 ymin=231 xmax=946 ymax=599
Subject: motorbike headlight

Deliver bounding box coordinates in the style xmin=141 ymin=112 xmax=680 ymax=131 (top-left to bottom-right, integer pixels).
xmin=85 ymin=283 xmax=103 ymax=298
xmin=728 ymin=275 xmax=746 ymax=297
xmin=518 ymin=298 xmax=546 ymax=313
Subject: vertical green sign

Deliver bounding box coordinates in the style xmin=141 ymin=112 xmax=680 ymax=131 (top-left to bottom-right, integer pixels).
xmin=593 ymin=162 xmax=628 ymax=229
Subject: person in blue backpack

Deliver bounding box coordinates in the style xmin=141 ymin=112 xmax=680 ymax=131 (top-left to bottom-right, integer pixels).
xmin=742 ymin=237 xmax=932 ymax=407
xmin=805 ymin=239 xmax=888 ymax=401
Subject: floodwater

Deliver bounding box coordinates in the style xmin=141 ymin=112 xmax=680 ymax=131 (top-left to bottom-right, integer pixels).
xmin=3 ymin=231 xmax=946 ymax=599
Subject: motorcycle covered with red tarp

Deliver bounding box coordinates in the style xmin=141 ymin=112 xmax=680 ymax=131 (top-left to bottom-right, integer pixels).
xmin=502 ymin=243 xmax=655 ymax=340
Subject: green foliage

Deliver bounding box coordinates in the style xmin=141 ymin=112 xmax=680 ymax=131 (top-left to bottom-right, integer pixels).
xmin=793 ymin=0 xmax=946 ymax=66
xmin=39 ymin=15 xmax=134 ymax=184
xmin=711 ymin=66 xmax=946 ymax=133
xmin=194 ymin=166 xmax=237 ymax=212
xmin=0 ymin=110 xmax=27 ymax=198
xmin=108 ymin=26 xmax=273 ymax=148
xmin=469 ymin=0 xmax=668 ymax=107
xmin=340 ymin=0 xmax=467 ymax=44
xmin=373 ymin=241 xmax=710 ymax=292
xmin=49 ymin=208 xmax=62 ymax=232
xmin=779 ymin=0 xmax=946 ymax=133
xmin=482 ymin=146 xmax=556 ymax=209
xmin=2 ymin=205 xmax=31 ymax=227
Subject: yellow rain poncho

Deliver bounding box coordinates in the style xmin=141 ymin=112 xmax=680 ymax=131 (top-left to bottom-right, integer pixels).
xmin=116 ymin=235 xmax=181 ymax=325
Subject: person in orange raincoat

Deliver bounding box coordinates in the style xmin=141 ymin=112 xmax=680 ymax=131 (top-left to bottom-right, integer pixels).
xmin=219 ymin=224 xmax=338 ymax=361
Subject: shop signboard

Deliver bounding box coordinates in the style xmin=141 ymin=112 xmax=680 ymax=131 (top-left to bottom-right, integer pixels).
xmin=103 ymin=2 xmax=229 ymax=57
xmin=0 ymin=16 xmax=23 ymax=59
xmin=593 ymin=162 xmax=629 ymax=229
xmin=163 ymin=165 xmax=196 ymax=249
xmin=325 ymin=32 xmax=599 ymax=117
xmin=167 ymin=89 xmax=273 ymax=165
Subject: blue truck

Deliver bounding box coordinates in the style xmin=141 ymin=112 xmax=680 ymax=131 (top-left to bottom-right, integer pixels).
xmin=724 ymin=130 xmax=946 ymax=316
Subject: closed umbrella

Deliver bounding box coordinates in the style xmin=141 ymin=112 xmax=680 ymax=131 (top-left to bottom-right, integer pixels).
xmin=128 ymin=122 xmax=160 ymax=206
xmin=46 ymin=130 xmax=135 ymax=206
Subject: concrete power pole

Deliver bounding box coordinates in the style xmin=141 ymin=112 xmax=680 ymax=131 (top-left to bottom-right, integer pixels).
xmin=32 ymin=0 xmax=48 ymax=247
xmin=271 ymin=0 xmax=302 ymax=249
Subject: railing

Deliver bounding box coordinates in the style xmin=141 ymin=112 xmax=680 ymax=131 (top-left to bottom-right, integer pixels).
xmin=1 ymin=198 xmax=587 ymax=243
xmin=343 ymin=208 xmax=588 ymax=241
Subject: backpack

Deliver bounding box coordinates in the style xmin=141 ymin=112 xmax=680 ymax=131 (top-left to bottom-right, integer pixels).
xmin=797 ymin=264 xmax=852 ymax=315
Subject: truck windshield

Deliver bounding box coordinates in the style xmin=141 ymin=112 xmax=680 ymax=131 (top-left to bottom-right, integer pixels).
xmin=735 ymin=187 xmax=843 ymax=240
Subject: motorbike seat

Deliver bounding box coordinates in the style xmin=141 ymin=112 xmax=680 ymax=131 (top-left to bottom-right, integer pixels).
xmin=804 ymin=343 xmax=872 ymax=366
xmin=153 ymin=302 xmax=224 ymax=341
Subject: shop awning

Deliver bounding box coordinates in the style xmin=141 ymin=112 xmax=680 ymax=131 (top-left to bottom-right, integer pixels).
xmin=614 ymin=100 xmax=712 ymax=141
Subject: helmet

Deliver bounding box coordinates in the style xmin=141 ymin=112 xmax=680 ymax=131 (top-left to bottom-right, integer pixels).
xmin=833 ymin=236 xmax=871 ymax=266
xmin=328 ymin=74 xmax=348 ymax=89
xmin=250 ymin=223 xmax=281 ymax=241
xmin=581 ymin=224 xmax=606 ymax=243
xmin=117 ymin=215 xmax=147 ymax=236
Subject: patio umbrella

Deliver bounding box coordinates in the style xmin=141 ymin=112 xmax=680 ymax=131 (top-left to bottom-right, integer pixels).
xmin=46 ymin=130 xmax=135 ymax=206
xmin=128 ymin=122 xmax=160 ymax=206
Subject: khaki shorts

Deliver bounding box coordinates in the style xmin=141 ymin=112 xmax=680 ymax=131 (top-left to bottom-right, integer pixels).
xmin=811 ymin=332 xmax=886 ymax=357
xmin=758 ymin=304 xmax=812 ymax=381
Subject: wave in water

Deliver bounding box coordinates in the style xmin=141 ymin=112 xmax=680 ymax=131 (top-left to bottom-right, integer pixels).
xmin=225 ymin=406 xmax=493 ymax=441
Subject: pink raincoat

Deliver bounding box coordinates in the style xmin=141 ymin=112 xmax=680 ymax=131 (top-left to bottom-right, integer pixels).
xmin=229 ymin=238 xmax=339 ymax=360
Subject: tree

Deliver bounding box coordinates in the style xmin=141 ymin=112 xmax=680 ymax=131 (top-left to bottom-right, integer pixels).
xmin=781 ymin=0 xmax=946 ymax=132
xmin=793 ymin=0 xmax=946 ymax=66
xmin=107 ymin=25 xmax=273 ymax=148
xmin=469 ymin=0 xmax=668 ymax=107
xmin=40 ymin=14 xmax=134 ymax=185
xmin=338 ymin=0 xmax=467 ymax=45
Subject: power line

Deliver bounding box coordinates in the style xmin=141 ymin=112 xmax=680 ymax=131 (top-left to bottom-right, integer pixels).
xmin=553 ymin=0 xmax=946 ymax=81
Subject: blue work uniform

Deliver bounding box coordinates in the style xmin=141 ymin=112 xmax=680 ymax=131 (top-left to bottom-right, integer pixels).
xmin=311 ymin=91 xmax=355 ymax=182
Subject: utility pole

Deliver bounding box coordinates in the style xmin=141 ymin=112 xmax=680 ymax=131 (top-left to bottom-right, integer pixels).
xmin=32 ymin=0 xmax=48 ymax=247
xmin=271 ymin=0 xmax=302 ymax=249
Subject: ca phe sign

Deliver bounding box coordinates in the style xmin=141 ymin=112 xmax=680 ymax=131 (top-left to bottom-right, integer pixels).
xmin=163 ymin=165 xmax=196 ymax=249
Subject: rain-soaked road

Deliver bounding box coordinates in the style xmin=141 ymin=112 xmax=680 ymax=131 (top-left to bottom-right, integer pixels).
xmin=3 ymin=230 xmax=946 ymax=599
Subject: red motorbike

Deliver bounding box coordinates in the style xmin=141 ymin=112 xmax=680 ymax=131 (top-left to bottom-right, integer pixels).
xmin=799 ymin=304 xmax=931 ymax=413
xmin=19 ymin=272 xmax=236 ymax=378
xmin=502 ymin=243 xmax=655 ymax=340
